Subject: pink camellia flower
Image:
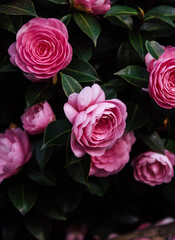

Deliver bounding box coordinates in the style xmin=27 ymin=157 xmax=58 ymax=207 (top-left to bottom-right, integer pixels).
xmin=132 ymin=151 xmax=174 ymax=186
xmin=89 ymin=131 xmax=135 ymax=177
xmin=0 ymin=128 xmax=32 ymax=183
xmin=64 ymin=84 xmax=127 ymax=157
xmin=21 ymin=101 xmax=55 ymax=135
xmin=148 ymin=47 xmax=175 ymax=109
xmin=145 ymin=45 xmax=171 ymax=73
xmin=72 ymin=0 xmax=111 ymax=15
xmin=8 ymin=17 xmax=72 ymax=81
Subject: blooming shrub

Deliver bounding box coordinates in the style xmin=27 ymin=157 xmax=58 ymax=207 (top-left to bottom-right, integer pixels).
xmin=0 ymin=0 xmax=175 ymax=239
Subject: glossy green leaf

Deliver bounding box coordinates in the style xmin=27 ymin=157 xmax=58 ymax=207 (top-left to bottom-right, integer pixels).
xmin=42 ymin=120 xmax=71 ymax=149
xmin=49 ymin=0 xmax=68 ymax=4
xmin=126 ymin=103 xmax=149 ymax=132
xmin=164 ymin=139 xmax=175 ymax=154
xmin=88 ymin=178 xmax=109 ymax=196
xmin=145 ymin=40 xmax=164 ymax=60
xmin=25 ymin=82 xmax=55 ymax=107
xmin=72 ymin=40 xmax=92 ymax=61
xmin=26 ymin=168 xmax=56 ymax=186
xmin=106 ymin=78 xmax=127 ymax=93
xmin=107 ymin=15 xmax=133 ymax=30
xmin=141 ymin=131 xmax=165 ymax=154
xmin=104 ymin=5 xmax=138 ymax=17
xmin=145 ymin=14 xmax=175 ymax=28
xmin=0 ymin=0 xmax=37 ymax=16
xmin=36 ymin=140 xmax=53 ymax=171
xmin=8 ymin=181 xmax=38 ymax=215
xmin=115 ymin=65 xmax=149 ymax=88
xmin=60 ymin=14 xmax=71 ymax=26
xmin=67 ymin=154 xmax=91 ymax=186
xmin=62 ymin=58 xmax=100 ymax=82
xmin=145 ymin=5 xmax=175 ymax=20
xmin=61 ymin=73 xmax=82 ymax=97
xmin=26 ymin=213 xmax=51 ymax=240
xmin=101 ymin=84 xmax=117 ymax=99
xmin=0 ymin=56 xmax=17 ymax=72
xmin=73 ymin=12 xmax=101 ymax=46
xmin=129 ymin=32 xmax=146 ymax=60
xmin=0 ymin=14 xmax=22 ymax=33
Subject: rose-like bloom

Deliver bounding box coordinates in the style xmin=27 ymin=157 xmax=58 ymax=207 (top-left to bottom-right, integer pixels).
xmin=72 ymin=0 xmax=111 ymax=15
xmin=0 ymin=128 xmax=32 ymax=183
xmin=132 ymin=151 xmax=174 ymax=186
xmin=89 ymin=131 xmax=135 ymax=177
xmin=145 ymin=45 xmax=171 ymax=73
xmin=8 ymin=17 xmax=72 ymax=81
xmin=64 ymin=84 xmax=127 ymax=157
xmin=21 ymin=101 xmax=55 ymax=135
xmin=148 ymin=47 xmax=175 ymax=109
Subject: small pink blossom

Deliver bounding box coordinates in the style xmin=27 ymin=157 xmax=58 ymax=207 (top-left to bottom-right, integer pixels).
xmin=72 ymin=0 xmax=111 ymax=15
xmin=132 ymin=151 xmax=174 ymax=186
xmin=64 ymin=84 xmax=127 ymax=157
xmin=0 ymin=128 xmax=32 ymax=183
xmin=90 ymin=131 xmax=136 ymax=177
xmin=21 ymin=101 xmax=55 ymax=135
xmin=8 ymin=17 xmax=72 ymax=81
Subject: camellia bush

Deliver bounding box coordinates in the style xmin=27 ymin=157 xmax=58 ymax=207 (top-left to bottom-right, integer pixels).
xmin=1 ymin=0 xmax=175 ymax=239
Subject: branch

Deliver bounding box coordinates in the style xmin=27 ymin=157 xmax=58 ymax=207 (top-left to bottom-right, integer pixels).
xmin=107 ymin=223 xmax=175 ymax=240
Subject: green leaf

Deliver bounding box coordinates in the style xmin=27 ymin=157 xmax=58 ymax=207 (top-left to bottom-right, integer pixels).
xmin=72 ymin=40 xmax=92 ymax=62
xmin=164 ymin=139 xmax=175 ymax=154
xmin=25 ymin=82 xmax=55 ymax=107
xmin=42 ymin=120 xmax=71 ymax=149
xmin=126 ymin=103 xmax=149 ymax=132
xmin=88 ymin=178 xmax=109 ymax=197
xmin=104 ymin=5 xmax=138 ymax=17
xmin=73 ymin=12 xmax=101 ymax=46
xmin=107 ymin=15 xmax=133 ymax=30
xmin=49 ymin=0 xmax=68 ymax=4
xmin=145 ymin=40 xmax=164 ymax=60
xmin=141 ymin=131 xmax=165 ymax=154
xmin=145 ymin=14 xmax=175 ymax=28
xmin=145 ymin=5 xmax=175 ymax=20
xmin=8 ymin=180 xmax=38 ymax=215
xmin=67 ymin=154 xmax=91 ymax=186
xmin=61 ymin=73 xmax=82 ymax=97
xmin=36 ymin=140 xmax=53 ymax=171
xmin=0 ymin=14 xmax=22 ymax=33
xmin=62 ymin=58 xmax=100 ymax=82
xmin=26 ymin=168 xmax=56 ymax=186
xmin=129 ymin=32 xmax=146 ymax=60
xmin=0 ymin=0 xmax=37 ymax=16
xmin=0 ymin=56 xmax=17 ymax=72
xmin=60 ymin=14 xmax=71 ymax=26
xmin=101 ymin=84 xmax=117 ymax=99
xmin=26 ymin=213 xmax=51 ymax=240
xmin=106 ymin=78 xmax=127 ymax=93
xmin=115 ymin=65 xmax=149 ymax=88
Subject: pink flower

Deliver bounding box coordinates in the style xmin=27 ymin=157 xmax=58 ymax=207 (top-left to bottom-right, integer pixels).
xmin=132 ymin=151 xmax=174 ymax=186
xmin=0 ymin=128 xmax=32 ymax=183
xmin=64 ymin=84 xmax=127 ymax=157
xmin=145 ymin=45 xmax=171 ymax=73
xmin=72 ymin=0 xmax=111 ymax=15
xmin=148 ymin=47 xmax=175 ymax=109
xmin=155 ymin=217 xmax=175 ymax=226
xmin=8 ymin=17 xmax=72 ymax=81
xmin=137 ymin=222 xmax=151 ymax=230
xmin=89 ymin=131 xmax=135 ymax=177
xmin=21 ymin=101 xmax=55 ymax=135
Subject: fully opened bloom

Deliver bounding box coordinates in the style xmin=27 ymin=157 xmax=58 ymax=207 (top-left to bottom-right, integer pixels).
xmin=21 ymin=101 xmax=55 ymax=135
xmin=132 ymin=151 xmax=174 ymax=186
xmin=90 ymin=131 xmax=136 ymax=177
xmin=148 ymin=47 xmax=175 ymax=109
xmin=0 ymin=128 xmax=32 ymax=183
xmin=64 ymin=84 xmax=127 ymax=157
xmin=72 ymin=0 xmax=111 ymax=15
xmin=8 ymin=17 xmax=72 ymax=81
